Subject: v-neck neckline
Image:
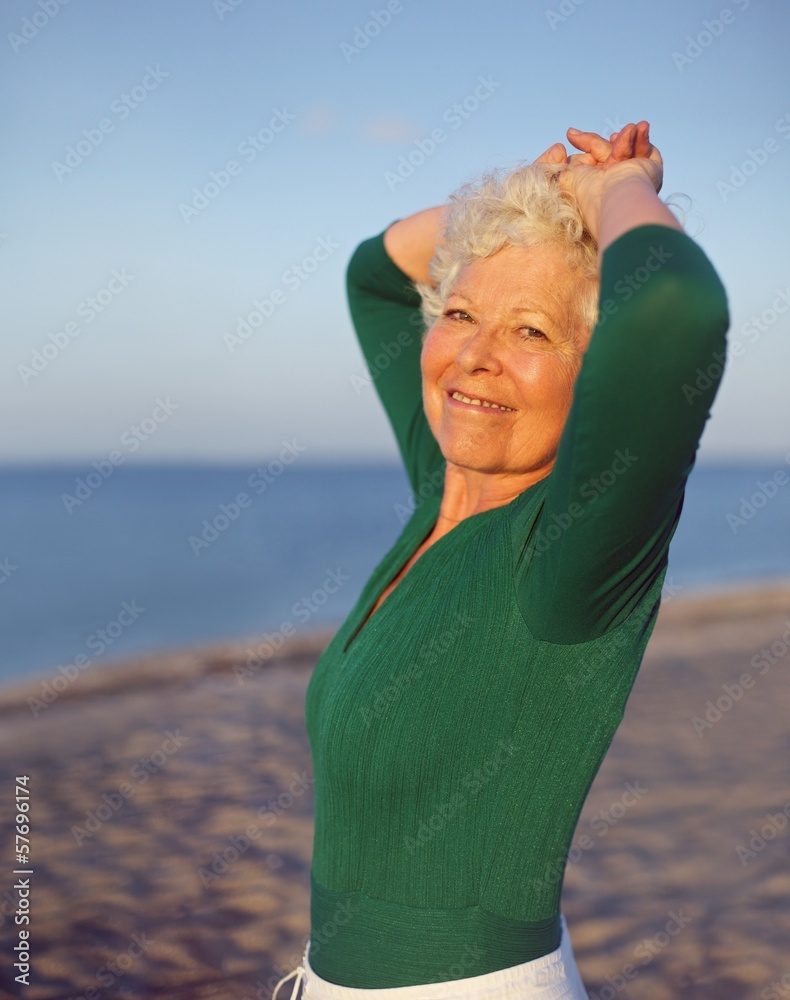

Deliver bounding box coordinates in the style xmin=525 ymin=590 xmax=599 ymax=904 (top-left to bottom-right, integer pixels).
xmin=341 ymin=490 xmax=520 ymax=655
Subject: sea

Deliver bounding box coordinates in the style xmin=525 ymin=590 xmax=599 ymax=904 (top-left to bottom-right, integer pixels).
xmin=1 ymin=461 xmax=789 ymax=687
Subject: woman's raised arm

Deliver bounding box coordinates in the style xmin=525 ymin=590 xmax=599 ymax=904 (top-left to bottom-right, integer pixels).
xmin=517 ymin=123 xmax=730 ymax=644
xmin=382 ymin=205 xmax=449 ymax=285
xmin=345 ymin=214 xmax=446 ymax=499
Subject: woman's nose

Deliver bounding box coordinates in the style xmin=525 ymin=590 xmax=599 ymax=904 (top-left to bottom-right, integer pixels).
xmin=455 ymin=325 xmax=503 ymax=374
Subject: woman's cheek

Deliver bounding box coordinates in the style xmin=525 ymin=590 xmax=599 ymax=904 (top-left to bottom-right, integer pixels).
xmin=419 ymin=329 xmax=445 ymax=383
xmin=511 ymin=352 xmax=561 ymax=398
xmin=514 ymin=356 xmax=577 ymax=428
xmin=561 ymin=351 xmax=584 ymax=400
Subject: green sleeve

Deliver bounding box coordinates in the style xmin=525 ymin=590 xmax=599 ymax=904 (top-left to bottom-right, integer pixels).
xmin=517 ymin=224 xmax=730 ymax=644
xmin=345 ymin=225 xmax=444 ymax=498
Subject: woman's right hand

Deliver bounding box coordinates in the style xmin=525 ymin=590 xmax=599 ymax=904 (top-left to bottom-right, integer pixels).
xmin=534 ymin=122 xmax=662 ymax=189
xmin=534 ymin=122 xmax=664 ymax=244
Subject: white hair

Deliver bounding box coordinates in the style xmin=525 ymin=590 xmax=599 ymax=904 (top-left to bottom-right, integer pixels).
xmin=415 ymin=162 xmax=600 ymax=341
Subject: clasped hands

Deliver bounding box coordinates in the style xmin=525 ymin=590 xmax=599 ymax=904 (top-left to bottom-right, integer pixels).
xmin=535 ymin=121 xmax=663 ymax=243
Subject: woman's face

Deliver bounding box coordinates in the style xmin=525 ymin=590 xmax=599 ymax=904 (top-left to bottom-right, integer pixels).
xmin=421 ymin=242 xmax=594 ymax=477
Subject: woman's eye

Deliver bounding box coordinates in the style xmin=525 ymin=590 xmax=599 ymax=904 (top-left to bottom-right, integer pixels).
xmin=444 ymin=309 xmax=471 ymax=321
xmin=519 ymin=326 xmax=547 ymax=340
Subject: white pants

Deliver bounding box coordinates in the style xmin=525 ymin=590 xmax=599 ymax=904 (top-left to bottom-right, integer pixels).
xmin=272 ymin=914 xmax=588 ymax=999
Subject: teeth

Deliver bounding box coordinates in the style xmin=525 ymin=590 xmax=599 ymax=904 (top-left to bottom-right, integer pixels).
xmin=451 ymin=391 xmax=513 ymax=412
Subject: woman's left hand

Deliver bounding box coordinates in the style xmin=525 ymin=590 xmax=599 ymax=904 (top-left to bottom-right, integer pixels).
xmin=535 ymin=121 xmax=664 ymax=242
xmin=565 ymin=120 xmax=662 ymax=188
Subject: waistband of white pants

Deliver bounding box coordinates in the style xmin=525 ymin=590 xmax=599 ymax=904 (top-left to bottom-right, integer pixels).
xmin=271 ymin=913 xmax=588 ymax=999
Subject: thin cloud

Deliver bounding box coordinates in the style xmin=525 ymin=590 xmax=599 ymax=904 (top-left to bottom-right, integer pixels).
xmin=358 ymin=115 xmax=422 ymax=143
xmin=301 ymin=104 xmax=337 ymax=136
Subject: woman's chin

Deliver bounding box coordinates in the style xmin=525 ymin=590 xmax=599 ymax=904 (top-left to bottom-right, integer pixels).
xmin=437 ymin=436 xmax=508 ymax=474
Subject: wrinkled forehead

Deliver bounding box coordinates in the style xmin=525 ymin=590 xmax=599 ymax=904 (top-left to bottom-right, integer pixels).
xmin=448 ymin=243 xmax=593 ymax=336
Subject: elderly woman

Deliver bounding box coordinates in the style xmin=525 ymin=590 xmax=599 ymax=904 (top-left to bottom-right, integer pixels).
xmin=274 ymin=122 xmax=729 ymax=999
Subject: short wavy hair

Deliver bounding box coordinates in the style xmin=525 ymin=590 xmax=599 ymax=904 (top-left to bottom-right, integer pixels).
xmin=415 ymin=162 xmax=600 ymax=342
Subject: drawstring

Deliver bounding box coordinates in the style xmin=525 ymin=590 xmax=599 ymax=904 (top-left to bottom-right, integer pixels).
xmin=272 ymin=940 xmax=310 ymax=1000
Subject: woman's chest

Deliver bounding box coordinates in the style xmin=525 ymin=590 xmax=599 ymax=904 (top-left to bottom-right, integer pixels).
xmin=362 ymin=527 xmax=446 ymax=622
xmin=304 ymin=513 xmax=529 ymax=755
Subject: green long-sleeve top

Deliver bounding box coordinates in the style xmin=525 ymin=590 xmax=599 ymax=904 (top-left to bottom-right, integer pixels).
xmin=304 ymin=221 xmax=729 ymax=988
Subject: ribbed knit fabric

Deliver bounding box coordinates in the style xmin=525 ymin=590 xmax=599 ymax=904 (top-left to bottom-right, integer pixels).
xmin=304 ymin=222 xmax=729 ymax=988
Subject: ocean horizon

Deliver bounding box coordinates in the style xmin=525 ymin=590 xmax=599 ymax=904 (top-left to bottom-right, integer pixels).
xmin=2 ymin=459 xmax=789 ymax=688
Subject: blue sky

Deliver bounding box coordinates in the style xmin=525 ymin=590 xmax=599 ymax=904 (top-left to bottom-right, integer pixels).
xmin=2 ymin=0 xmax=788 ymax=463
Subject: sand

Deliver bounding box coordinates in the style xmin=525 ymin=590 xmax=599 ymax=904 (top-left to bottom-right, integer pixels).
xmin=0 ymin=582 xmax=788 ymax=1000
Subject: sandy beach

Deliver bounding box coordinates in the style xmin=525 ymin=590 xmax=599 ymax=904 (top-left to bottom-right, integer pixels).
xmin=1 ymin=582 xmax=789 ymax=1000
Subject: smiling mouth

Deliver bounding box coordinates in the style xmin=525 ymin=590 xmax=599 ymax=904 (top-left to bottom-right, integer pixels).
xmin=447 ymin=390 xmax=515 ymax=412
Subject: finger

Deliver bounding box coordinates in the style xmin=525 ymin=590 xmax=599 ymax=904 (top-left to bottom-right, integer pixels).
xmin=633 ymin=120 xmax=652 ymax=158
xmin=534 ymin=142 xmax=568 ymax=165
xmin=567 ymin=151 xmax=598 ymax=167
xmin=567 ymin=127 xmax=613 ymax=163
xmin=609 ymin=122 xmax=638 ymax=161
xmin=567 ymin=128 xmax=612 ymax=161
xmin=610 ymin=121 xmax=654 ymax=162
